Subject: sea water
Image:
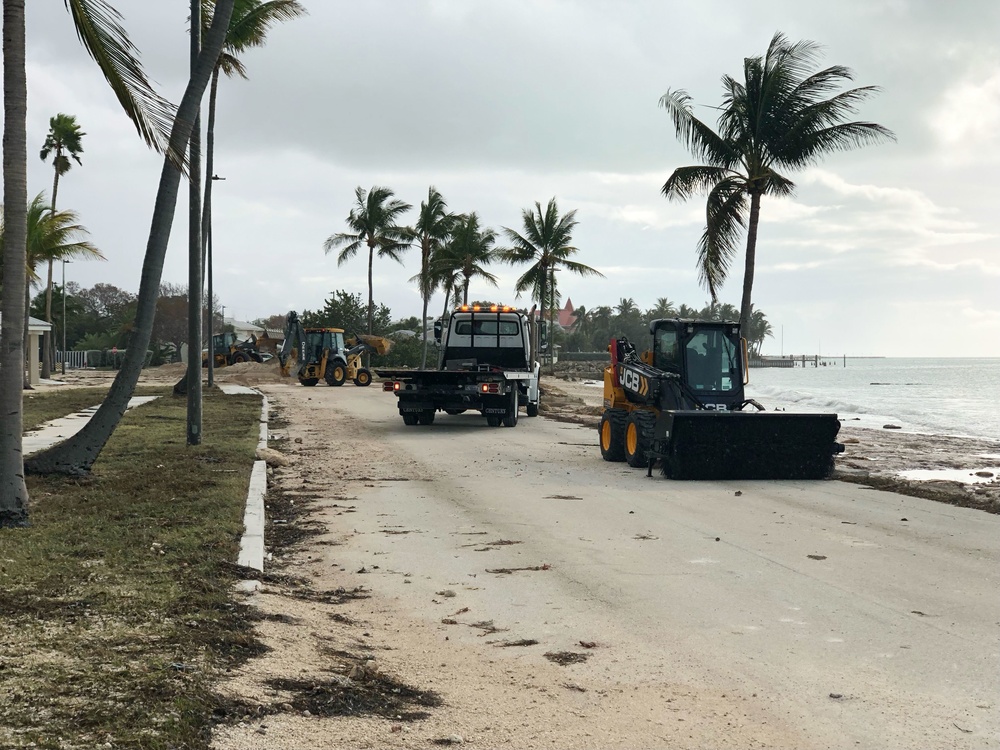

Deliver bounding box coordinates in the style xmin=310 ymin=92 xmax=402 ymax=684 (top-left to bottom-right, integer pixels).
xmin=745 ymin=357 xmax=1000 ymax=442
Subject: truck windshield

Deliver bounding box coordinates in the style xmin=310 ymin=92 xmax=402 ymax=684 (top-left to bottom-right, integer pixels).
xmin=454 ymin=320 xmax=520 ymax=336
xmin=684 ymin=330 xmax=738 ymax=392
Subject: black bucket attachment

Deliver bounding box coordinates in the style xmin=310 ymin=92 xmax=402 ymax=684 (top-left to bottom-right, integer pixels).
xmin=654 ymin=410 xmax=842 ymax=480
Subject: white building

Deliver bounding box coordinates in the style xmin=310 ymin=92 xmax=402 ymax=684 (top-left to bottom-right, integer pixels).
xmin=0 ymin=314 xmax=53 ymax=386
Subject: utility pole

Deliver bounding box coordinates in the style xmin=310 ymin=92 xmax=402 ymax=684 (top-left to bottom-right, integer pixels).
xmin=206 ymin=174 xmax=225 ymax=387
xmin=61 ymin=260 xmax=70 ymax=375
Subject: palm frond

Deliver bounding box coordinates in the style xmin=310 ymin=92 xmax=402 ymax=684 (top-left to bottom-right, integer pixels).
xmin=697 ymin=178 xmax=747 ymax=300
xmin=64 ymin=0 xmax=177 ymax=159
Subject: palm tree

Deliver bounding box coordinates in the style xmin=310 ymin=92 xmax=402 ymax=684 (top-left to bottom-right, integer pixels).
xmin=660 ymin=31 xmax=894 ymax=336
xmin=436 ymin=213 xmax=499 ymax=305
xmin=199 ymin=0 xmax=306 ymax=384
xmin=647 ymin=297 xmax=677 ymax=319
xmin=38 ymin=113 xmax=86 ymax=379
xmin=323 ymin=186 xmax=412 ymax=335
xmin=22 ymin=0 xmax=238 ymax=485
xmin=748 ymin=306 xmax=773 ymax=356
xmin=500 ymin=198 xmax=604 ymax=373
xmin=409 ymin=187 xmax=453 ymax=367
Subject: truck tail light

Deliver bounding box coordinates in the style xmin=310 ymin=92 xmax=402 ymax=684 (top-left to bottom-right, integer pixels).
xmin=480 ymin=383 xmax=500 ymax=394
xmin=382 ymin=381 xmax=393 ymax=391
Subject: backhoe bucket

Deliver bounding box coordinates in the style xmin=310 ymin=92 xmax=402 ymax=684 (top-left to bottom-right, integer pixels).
xmin=656 ymin=411 xmax=842 ymax=480
xmin=356 ymin=334 xmax=393 ymax=355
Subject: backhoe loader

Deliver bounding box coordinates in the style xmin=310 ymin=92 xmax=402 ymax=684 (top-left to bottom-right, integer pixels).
xmin=600 ymin=318 xmax=843 ymax=479
xmin=278 ymin=311 xmax=391 ymax=387
xmin=202 ymin=331 xmax=264 ymax=368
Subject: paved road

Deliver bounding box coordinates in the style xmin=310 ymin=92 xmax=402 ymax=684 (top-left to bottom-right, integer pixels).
xmin=269 ymin=383 xmax=999 ymax=749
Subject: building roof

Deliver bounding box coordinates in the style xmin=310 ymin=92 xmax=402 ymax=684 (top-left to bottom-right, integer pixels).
xmin=0 ymin=313 xmax=52 ymax=333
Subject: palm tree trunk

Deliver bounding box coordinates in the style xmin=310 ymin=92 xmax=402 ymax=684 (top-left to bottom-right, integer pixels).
xmin=24 ymin=0 xmax=237 ymax=476
xmin=366 ymin=243 xmax=375 ymax=335
xmin=1 ymin=0 xmax=30 ymax=522
xmin=420 ymin=243 xmax=430 ymax=369
xmin=420 ymin=290 xmax=430 ymax=369
xmin=538 ymin=261 xmax=547 ymax=382
xmin=739 ymin=191 xmax=762 ymax=338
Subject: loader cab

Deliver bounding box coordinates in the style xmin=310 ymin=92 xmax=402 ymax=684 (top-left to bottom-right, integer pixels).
xmin=651 ymin=319 xmax=746 ymax=405
xmin=304 ymin=329 xmax=345 ymax=364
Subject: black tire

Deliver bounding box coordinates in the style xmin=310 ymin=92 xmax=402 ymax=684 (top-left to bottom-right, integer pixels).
xmin=502 ymin=390 xmax=519 ymax=427
xmin=486 ymin=414 xmax=503 ymax=427
xmin=444 ymin=409 xmax=466 ymax=415
xmin=599 ymin=409 xmax=627 ymax=462
xmin=300 ymin=378 xmax=319 ymax=387
xmin=353 ymin=368 xmax=372 ymax=387
xmin=418 ymin=410 xmax=436 ymax=425
xmin=402 ymin=413 xmax=419 ymax=426
xmin=625 ymin=410 xmax=656 ymax=468
xmin=326 ymin=361 xmax=347 ymax=386
xmin=526 ymin=401 xmax=539 ymax=417
xmin=232 ymin=352 xmax=248 ymax=364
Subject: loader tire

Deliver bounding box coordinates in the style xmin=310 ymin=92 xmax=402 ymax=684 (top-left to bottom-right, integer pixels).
xmin=300 ymin=378 xmax=319 ymax=387
xmin=232 ymin=352 xmax=248 ymax=364
xmin=418 ymin=409 xmax=436 ymax=425
xmin=326 ymin=362 xmax=347 ymax=386
xmin=599 ymin=409 xmax=627 ymax=462
xmin=353 ymin=368 xmax=372 ymax=387
xmin=402 ymin=413 xmax=419 ymax=426
xmin=502 ymin=390 xmax=519 ymax=427
xmin=526 ymin=401 xmax=539 ymax=417
xmin=625 ymin=410 xmax=656 ymax=468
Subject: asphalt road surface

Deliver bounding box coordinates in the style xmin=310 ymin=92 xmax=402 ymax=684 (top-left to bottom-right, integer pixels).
xmin=263 ymin=383 xmax=999 ymax=749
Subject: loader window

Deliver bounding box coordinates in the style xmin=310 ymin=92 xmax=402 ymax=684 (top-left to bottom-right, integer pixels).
xmin=654 ymin=328 xmax=680 ymax=373
xmin=685 ymin=330 xmax=738 ymax=393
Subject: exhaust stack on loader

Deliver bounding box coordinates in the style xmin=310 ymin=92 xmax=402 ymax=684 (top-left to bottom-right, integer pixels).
xmin=599 ymin=318 xmax=843 ymax=480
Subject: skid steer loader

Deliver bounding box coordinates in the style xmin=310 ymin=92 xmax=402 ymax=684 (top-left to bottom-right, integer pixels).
xmin=202 ymin=331 xmax=264 ymax=368
xmin=599 ymin=318 xmax=843 ymax=480
xmin=278 ymin=311 xmax=392 ymax=387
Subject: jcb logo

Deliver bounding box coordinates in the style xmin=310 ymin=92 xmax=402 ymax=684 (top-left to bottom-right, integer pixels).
xmin=620 ymin=368 xmax=647 ymax=396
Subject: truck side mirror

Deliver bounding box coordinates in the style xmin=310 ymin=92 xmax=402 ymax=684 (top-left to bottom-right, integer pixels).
xmin=434 ymin=321 xmax=442 ymax=343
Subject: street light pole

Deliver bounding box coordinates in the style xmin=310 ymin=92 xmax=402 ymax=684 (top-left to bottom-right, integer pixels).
xmin=61 ymin=260 xmax=71 ymax=375
xmin=206 ymin=174 xmax=225 ymax=388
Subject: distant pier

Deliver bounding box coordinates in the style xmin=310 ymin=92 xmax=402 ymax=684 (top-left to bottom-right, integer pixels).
xmin=750 ymin=355 xmax=849 ymax=368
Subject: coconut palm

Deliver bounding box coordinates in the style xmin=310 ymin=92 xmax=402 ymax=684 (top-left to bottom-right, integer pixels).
xmin=500 ymin=198 xmax=604 ymax=373
xmin=199 ymin=0 xmax=306 ymax=384
xmin=647 ymin=297 xmax=677 ymax=319
xmin=38 ymin=113 xmax=86 ymax=378
xmin=409 ymin=187 xmax=454 ymax=367
xmin=22 ymin=1 xmax=238 ymax=487
xmin=435 ymin=213 xmax=499 ymax=306
xmin=660 ymin=31 xmax=894 ymax=336
xmin=324 ymin=186 xmax=412 ymax=335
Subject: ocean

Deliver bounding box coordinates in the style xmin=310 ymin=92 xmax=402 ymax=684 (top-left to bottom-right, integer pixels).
xmin=745 ymin=357 xmax=1000 ymax=442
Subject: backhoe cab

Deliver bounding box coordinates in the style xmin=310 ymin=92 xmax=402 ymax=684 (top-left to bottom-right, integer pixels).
xmin=600 ymin=318 xmax=843 ymax=480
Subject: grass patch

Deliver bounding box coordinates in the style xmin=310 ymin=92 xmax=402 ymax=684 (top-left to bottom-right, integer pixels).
xmin=23 ymin=385 xmax=167 ymax=432
xmin=2 ymin=389 xmax=263 ymax=749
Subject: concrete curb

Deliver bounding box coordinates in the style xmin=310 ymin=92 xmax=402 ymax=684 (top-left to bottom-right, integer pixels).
xmin=236 ymin=390 xmax=269 ymax=586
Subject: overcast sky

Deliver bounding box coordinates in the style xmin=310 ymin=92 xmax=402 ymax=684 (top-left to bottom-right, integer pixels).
xmin=19 ymin=0 xmax=1000 ymax=356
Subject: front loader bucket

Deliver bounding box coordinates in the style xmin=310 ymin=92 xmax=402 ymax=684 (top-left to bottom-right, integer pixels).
xmin=656 ymin=410 xmax=842 ymax=480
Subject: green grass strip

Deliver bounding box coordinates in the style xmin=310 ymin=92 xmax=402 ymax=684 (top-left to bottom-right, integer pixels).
xmin=2 ymin=389 xmax=263 ymax=749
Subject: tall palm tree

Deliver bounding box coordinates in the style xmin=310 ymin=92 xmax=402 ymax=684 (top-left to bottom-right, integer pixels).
xmin=324 ymin=185 xmax=412 ymax=335
xmin=409 ymin=187 xmax=453 ymax=367
xmin=39 ymin=113 xmax=85 ymax=379
xmin=660 ymin=31 xmax=894 ymax=336
xmin=199 ymin=0 xmax=306 ymax=384
xmin=22 ymin=0 xmax=238 ymax=484
xmin=435 ymin=213 xmax=499 ymax=305
xmin=647 ymin=297 xmax=677 ymax=319
xmin=501 ymin=197 xmax=604 ymax=373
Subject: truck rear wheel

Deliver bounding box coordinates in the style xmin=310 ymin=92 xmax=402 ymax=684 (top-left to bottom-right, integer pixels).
xmin=599 ymin=409 xmax=627 ymax=462
xmin=625 ymin=410 xmax=656 ymax=468
xmin=402 ymin=413 xmax=419 ymax=426
xmin=526 ymin=401 xmax=539 ymax=417
xmin=418 ymin=409 xmax=436 ymax=425
xmin=502 ymin=390 xmax=519 ymax=427
xmin=486 ymin=414 xmax=502 ymax=427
